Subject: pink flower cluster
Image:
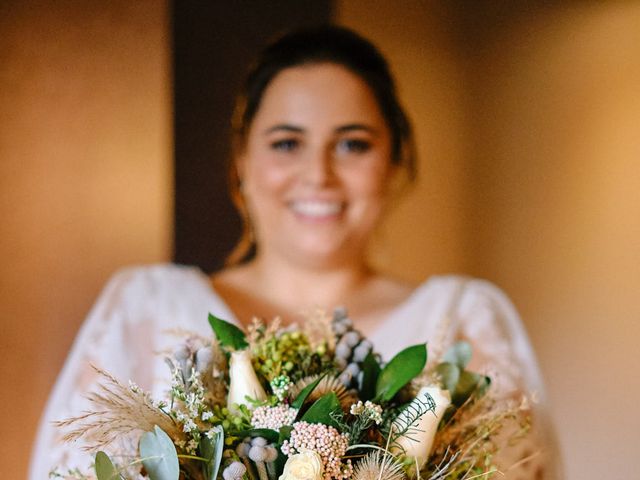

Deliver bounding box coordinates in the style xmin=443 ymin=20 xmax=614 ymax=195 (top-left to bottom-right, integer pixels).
xmin=281 ymin=421 xmax=352 ymax=480
xmin=251 ymin=405 xmax=298 ymax=430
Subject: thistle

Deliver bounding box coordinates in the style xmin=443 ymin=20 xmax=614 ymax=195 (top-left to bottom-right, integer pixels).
xmin=352 ymin=451 xmax=405 ymax=480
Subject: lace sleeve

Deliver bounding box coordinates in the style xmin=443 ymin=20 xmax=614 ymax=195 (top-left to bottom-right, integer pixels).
xmin=452 ymin=279 xmax=563 ymax=479
xmin=29 ymin=268 xmax=146 ymax=479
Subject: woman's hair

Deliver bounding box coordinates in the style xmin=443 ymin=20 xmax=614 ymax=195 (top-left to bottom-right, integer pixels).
xmin=226 ymin=25 xmax=416 ymax=265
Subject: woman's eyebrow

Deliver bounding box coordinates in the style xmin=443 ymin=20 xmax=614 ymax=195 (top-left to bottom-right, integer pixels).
xmin=335 ymin=124 xmax=378 ymax=134
xmin=264 ymin=124 xmax=304 ymax=134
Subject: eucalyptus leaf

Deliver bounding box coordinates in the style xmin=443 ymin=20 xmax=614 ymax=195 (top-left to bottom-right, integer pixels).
xmin=95 ymin=451 xmax=121 ymax=480
xmin=139 ymin=425 xmax=180 ymax=480
xmin=375 ymin=344 xmax=427 ymax=402
xmin=442 ymin=341 xmax=473 ymax=369
xmin=435 ymin=362 xmax=460 ymax=394
xmin=208 ymin=313 xmax=248 ymax=350
xmin=291 ymin=373 xmax=326 ymax=410
xmin=300 ymin=392 xmax=342 ymax=427
xmin=200 ymin=425 xmax=224 ymax=480
xmin=360 ymin=353 xmax=381 ymax=401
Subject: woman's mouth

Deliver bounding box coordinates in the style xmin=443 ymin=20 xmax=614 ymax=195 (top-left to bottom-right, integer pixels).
xmin=289 ymin=200 xmax=344 ymax=221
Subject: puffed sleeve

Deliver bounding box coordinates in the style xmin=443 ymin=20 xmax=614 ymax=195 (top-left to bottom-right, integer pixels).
xmin=29 ymin=268 xmax=153 ymax=479
xmin=451 ymin=279 xmax=563 ymax=479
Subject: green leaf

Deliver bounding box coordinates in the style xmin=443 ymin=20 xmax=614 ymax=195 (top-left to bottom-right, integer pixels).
xmin=452 ymin=370 xmax=487 ymax=407
xmin=95 ymin=451 xmax=121 ymax=480
xmin=375 ymin=344 xmax=427 ymax=402
xmin=300 ymin=392 xmax=342 ymax=428
xmin=442 ymin=341 xmax=473 ymax=369
xmin=200 ymin=426 xmax=224 ymax=480
xmin=291 ymin=373 xmax=326 ymax=410
xmin=278 ymin=425 xmax=293 ymax=444
xmin=139 ymin=425 xmax=180 ymax=480
xmin=435 ymin=362 xmax=460 ymax=394
xmin=360 ymin=353 xmax=381 ymax=401
xmin=208 ymin=313 xmax=248 ymax=350
xmin=235 ymin=428 xmax=280 ymax=443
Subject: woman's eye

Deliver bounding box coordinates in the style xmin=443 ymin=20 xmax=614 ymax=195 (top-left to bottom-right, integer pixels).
xmin=270 ymin=138 xmax=299 ymax=152
xmin=336 ymin=138 xmax=371 ymax=154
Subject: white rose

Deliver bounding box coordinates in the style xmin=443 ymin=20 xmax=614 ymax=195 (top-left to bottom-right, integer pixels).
xmin=279 ymin=450 xmax=324 ymax=480
xmin=391 ymin=386 xmax=451 ymax=471
xmin=227 ymin=350 xmax=267 ymax=413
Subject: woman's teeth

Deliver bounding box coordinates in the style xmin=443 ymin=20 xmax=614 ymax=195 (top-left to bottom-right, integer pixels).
xmin=290 ymin=201 xmax=342 ymax=217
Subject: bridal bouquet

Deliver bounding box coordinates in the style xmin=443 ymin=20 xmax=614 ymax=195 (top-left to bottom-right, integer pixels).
xmin=55 ymin=309 xmax=531 ymax=480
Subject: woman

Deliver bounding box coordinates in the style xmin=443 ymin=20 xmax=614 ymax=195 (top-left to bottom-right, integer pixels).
xmin=31 ymin=26 xmax=561 ymax=478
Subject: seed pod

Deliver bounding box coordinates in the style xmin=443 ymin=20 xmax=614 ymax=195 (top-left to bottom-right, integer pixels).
xmin=249 ymin=445 xmax=267 ymax=462
xmin=236 ymin=441 xmax=250 ymax=458
xmin=352 ymin=342 xmax=372 ymax=362
xmin=338 ymin=371 xmax=352 ymax=386
xmin=335 ymin=343 xmax=352 ymax=360
xmin=195 ymin=346 xmax=213 ymax=373
xmin=342 ymin=331 xmax=361 ymax=347
xmin=334 ymin=306 xmax=348 ymax=321
xmin=333 ymin=321 xmax=348 ymax=336
xmin=346 ymin=362 xmax=360 ymax=378
xmin=223 ymin=462 xmax=247 ymax=480
xmin=251 ymin=436 xmax=268 ymax=447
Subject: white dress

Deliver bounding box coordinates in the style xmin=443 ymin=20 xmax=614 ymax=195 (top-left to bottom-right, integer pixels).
xmin=29 ymin=264 xmax=562 ymax=479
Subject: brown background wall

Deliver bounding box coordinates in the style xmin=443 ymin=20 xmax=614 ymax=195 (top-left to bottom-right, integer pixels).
xmin=2 ymin=1 xmax=639 ymax=479
xmin=338 ymin=1 xmax=640 ymax=479
xmin=0 ymin=2 xmax=172 ymax=477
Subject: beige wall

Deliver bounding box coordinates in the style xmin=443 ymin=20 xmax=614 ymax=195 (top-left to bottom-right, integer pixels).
xmin=338 ymin=1 xmax=640 ymax=479
xmin=336 ymin=2 xmax=470 ymax=279
xmin=0 ymin=2 xmax=172 ymax=477
xmin=467 ymin=4 xmax=640 ymax=478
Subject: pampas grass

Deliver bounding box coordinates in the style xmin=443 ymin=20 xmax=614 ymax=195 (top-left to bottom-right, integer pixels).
xmin=424 ymin=393 xmax=533 ymax=479
xmin=54 ymin=365 xmax=184 ymax=451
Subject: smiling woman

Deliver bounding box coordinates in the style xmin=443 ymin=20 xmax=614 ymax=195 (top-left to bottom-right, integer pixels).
xmin=216 ymin=63 xmax=404 ymax=326
xmin=30 ymin=26 xmax=561 ymax=479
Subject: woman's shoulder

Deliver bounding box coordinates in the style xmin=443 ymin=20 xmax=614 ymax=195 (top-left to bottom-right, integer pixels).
xmin=404 ymin=274 xmax=516 ymax=308
xmin=94 ymin=263 xmax=225 ymax=317
xmin=101 ymin=263 xmax=213 ymax=298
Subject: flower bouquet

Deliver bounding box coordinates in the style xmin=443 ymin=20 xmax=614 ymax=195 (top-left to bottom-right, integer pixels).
xmin=55 ymin=309 xmax=531 ymax=480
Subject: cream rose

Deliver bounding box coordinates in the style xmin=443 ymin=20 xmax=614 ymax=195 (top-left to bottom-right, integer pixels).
xmin=279 ymin=450 xmax=324 ymax=480
xmin=227 ymin=350 xmax=267 ymax=413
xmin=391 ymin=386 xmax=451 ymax=471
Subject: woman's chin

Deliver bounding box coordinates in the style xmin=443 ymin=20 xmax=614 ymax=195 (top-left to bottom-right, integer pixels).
xmin=281 ymin=240 xmax=360 ymax=269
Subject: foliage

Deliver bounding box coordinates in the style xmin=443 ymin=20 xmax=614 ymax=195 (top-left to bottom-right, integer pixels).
xmin=56 ymin=315 xmax=533 ymax=480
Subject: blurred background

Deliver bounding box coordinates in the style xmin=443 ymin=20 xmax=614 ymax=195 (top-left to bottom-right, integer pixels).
xmin=1 ymin=1 xmax=639 ymax=478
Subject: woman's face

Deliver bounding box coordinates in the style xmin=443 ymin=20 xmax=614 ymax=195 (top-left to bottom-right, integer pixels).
xmin=238 ymin=62 xmax=394 ymax=268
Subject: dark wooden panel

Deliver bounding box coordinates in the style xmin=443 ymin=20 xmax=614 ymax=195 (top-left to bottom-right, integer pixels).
xmin=172 ymin=1 xmax=333 ymax=273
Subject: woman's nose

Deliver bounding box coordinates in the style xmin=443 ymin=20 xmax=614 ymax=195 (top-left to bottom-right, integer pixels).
xmin=302 ymin=146 xmax=335 ymax=186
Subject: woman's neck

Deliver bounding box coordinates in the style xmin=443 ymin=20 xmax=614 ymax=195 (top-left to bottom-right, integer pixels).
xmin=248 ymin=253 xmax=373 ymax=311
xmin=212 ymin=253 xmax=415 ymax=333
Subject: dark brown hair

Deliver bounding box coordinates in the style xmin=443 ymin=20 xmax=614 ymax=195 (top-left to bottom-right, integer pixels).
xmin=227 ymin=25 xmax=416 ymax=265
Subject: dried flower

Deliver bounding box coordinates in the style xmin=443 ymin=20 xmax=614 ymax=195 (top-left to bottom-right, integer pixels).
xmin=251 ymin=405 xmax=298 ymax=430
xmin=352 ymin=451 xmax=405 ymax=480
xmin=290 ymin=375 xmax=355 ymax=410
xmin=349 ymin=400 xmax=383 ymax=425
xmin=54 ymin=366 xmax=183 ymax=451
xmin=281 ymin=422 xmax=352 ymax=480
